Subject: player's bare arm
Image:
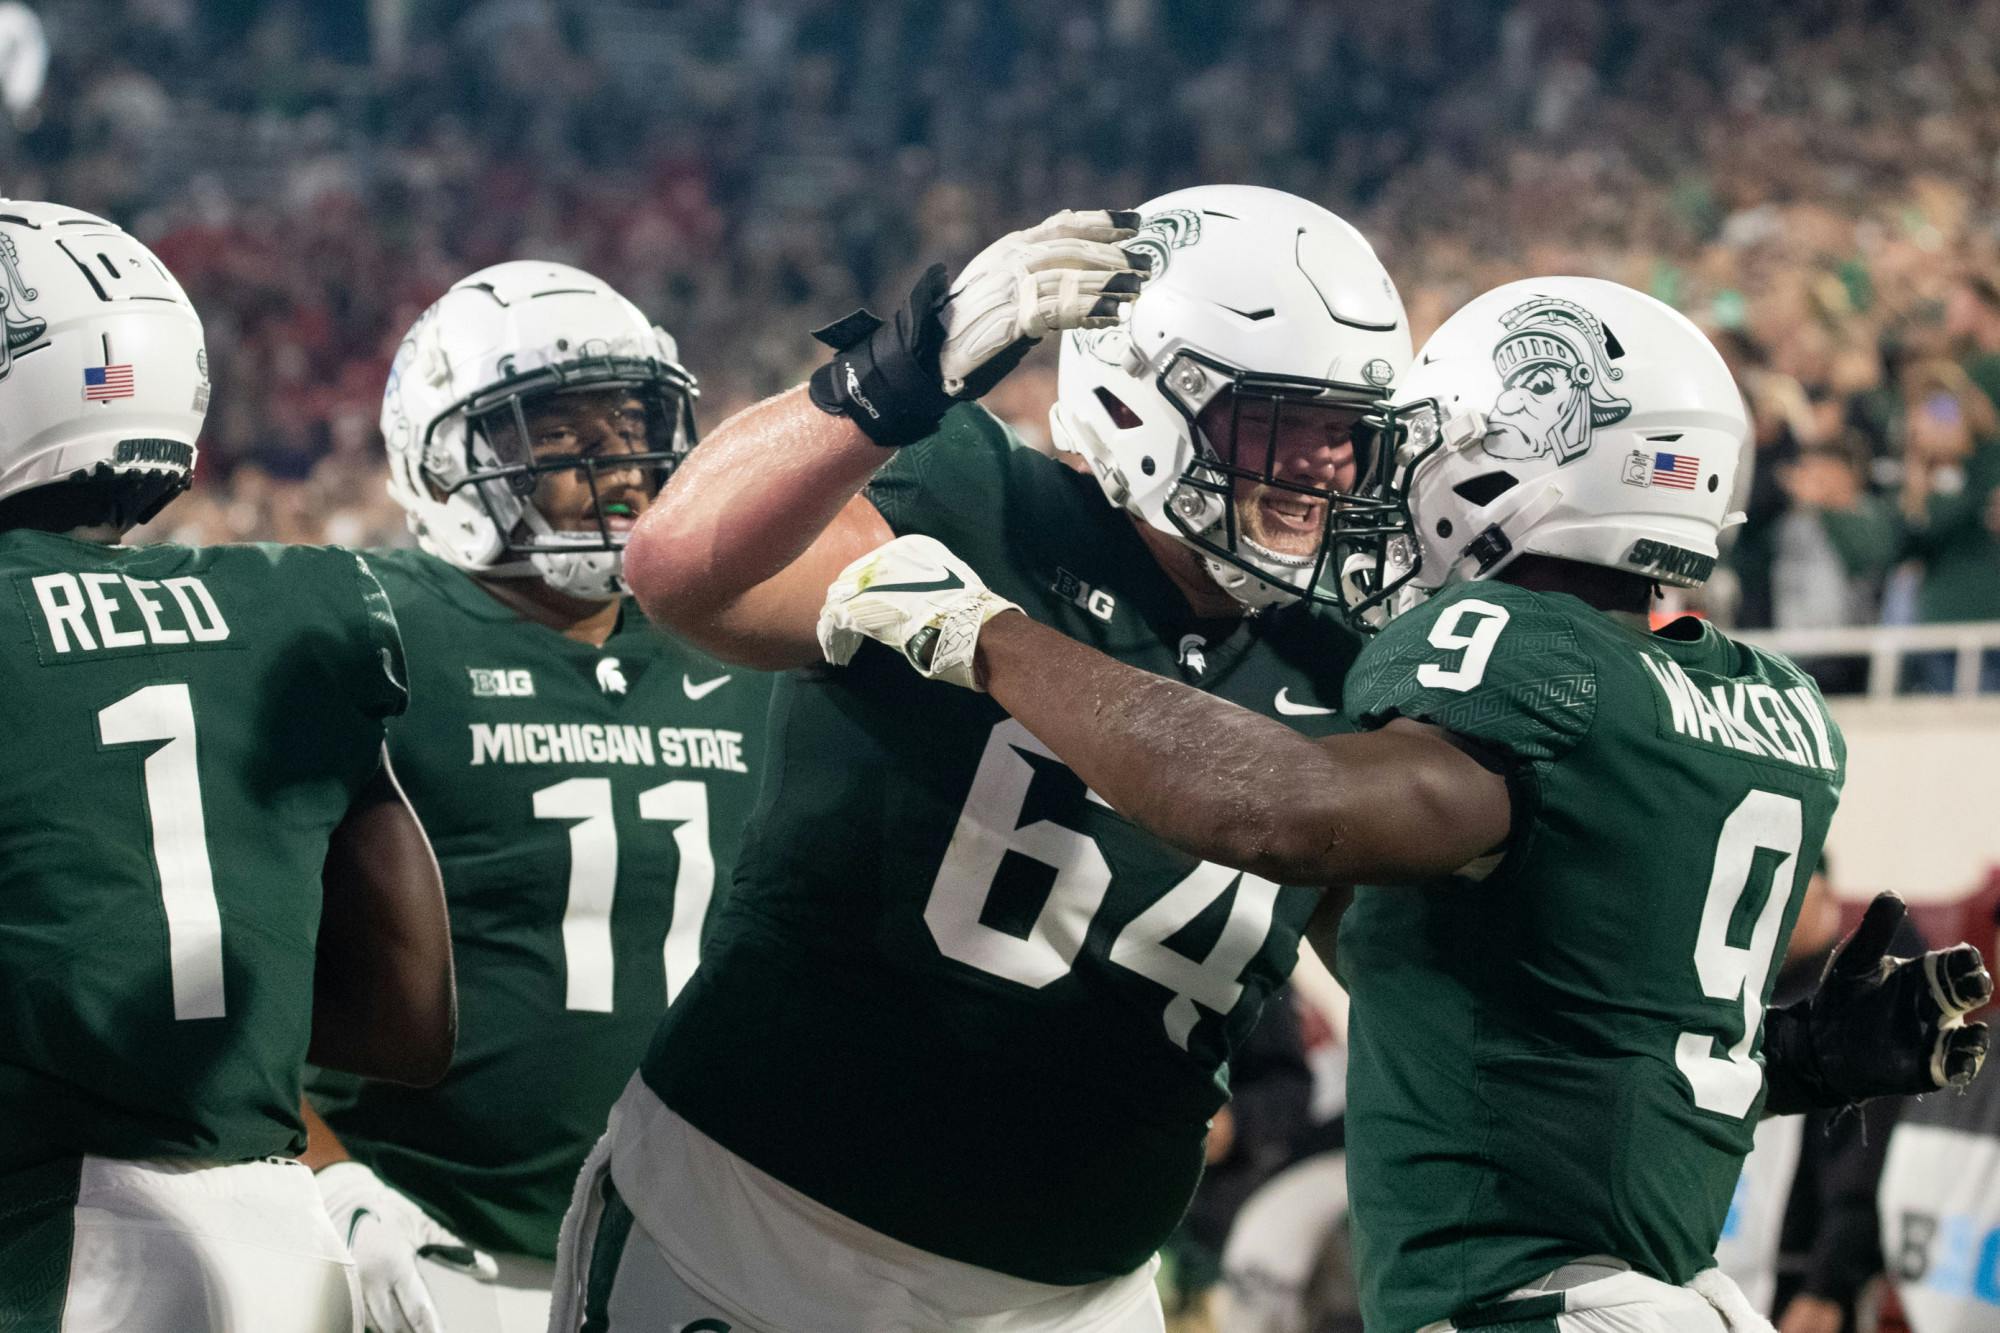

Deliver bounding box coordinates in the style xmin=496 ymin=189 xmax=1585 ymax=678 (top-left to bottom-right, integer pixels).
xmin=624 ymin=209 xmax=1145 ymax=668
xmin=818 ymin=534 xmax=1510 ymax=887
xmin=624 ymin=388 xmax=897 ymax=668
xmin=309 ymin=748 xmax=455 ymax=1086
xmin=298 ymin=1098 xmax=350 ymax=1171
xmin=974 ymin=607 xmax=1509 ymax=885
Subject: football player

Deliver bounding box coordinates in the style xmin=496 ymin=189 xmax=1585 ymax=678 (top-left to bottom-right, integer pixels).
xmin=0 ymin=201 xmax=454 ymax=1332
xmin=301 ymin=263 xmax=774 ymax=1333
xmin=547 ymin=189 xmax=1406 ymax=1330
xmin=820 ymin=276 xmax=1992 ymax=1332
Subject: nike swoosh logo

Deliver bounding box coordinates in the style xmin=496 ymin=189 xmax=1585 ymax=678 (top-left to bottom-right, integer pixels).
xmin=1274 ymin=688 xmax=1337 ymax=716
xmin=866 ymin=569 xmax=964 ymax=596
xmin=683 ymin=673 xmax=733 ymax=700
xmin=346 ymin=1208 xmax=373 ymax=1247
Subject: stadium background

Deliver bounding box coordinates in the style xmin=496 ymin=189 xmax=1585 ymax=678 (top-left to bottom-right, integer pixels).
xmin=2 ymin=1 xmax=1997 ymax=1325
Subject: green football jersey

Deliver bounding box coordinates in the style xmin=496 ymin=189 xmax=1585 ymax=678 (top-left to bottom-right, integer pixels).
xmin=1336 ymin=581 xmax=1846 ymax=1332
xmin=642 ymin=406 xmax=1361 ymax=1286
xmin=0 ymin=531 xmax=406 ymax=1175
xmin=309 ymin=548 xmax=773 ymax=1260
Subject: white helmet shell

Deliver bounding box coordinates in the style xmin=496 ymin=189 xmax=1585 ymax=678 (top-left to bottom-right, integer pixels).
xmin=381 ymin=260 xmax=695 ymax=600
xmin=1051 ymin=184 xmax=1410 ymax=609
xmin=1344 ymin=276 xmax=1748 ymax=623
xmin=0 ymin=200 xmax=206 ymax=523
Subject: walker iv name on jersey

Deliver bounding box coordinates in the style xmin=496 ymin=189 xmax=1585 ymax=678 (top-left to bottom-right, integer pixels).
xmin=1639 ymin=652 xmax=1837 ymax=771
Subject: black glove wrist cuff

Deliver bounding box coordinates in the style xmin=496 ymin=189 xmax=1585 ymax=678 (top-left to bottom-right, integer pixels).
xmin=806 ymin=263 xmax=954 ymax=449
xmin=1761 ymin=998 xmax=1834 ymax=1116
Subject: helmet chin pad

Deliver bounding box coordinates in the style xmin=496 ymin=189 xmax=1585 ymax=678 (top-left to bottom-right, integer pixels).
xmin=513 ymin=500 xmax=628 ymax=599
xmin=528 ymin=548 xmax=624 ymax=600
xmin=1198 ymin=550 xmax=1302 ymax=610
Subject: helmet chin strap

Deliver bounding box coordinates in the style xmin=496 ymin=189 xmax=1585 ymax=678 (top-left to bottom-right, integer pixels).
xmin=528 ymin=550 xmax=623 ymax=600
xmin=1048 ymin=401 xmax=1129 ymax=501
xmin=493 ymin=503 xmax=627 ymax=599
xmin=476 ymin=558 xmax=548 ymax=581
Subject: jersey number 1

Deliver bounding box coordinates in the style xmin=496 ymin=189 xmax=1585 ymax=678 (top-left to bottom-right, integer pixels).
xmin=99 ymin=682 xmax=225 ymax=1021
xmin=1677 ymin=789 xmax=1804 ymax=1119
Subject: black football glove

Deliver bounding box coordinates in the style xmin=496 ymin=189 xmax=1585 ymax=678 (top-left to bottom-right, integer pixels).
xmin=808 ymin=210 xmax=1145 ymax=447
xmin=1762 ymin=891 xmax=1991 ymax=1116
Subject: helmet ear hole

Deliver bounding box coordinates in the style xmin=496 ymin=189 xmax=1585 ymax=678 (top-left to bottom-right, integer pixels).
xmin=1093 ymin=386 xmax=1144 ymax=430
xmin=1452 ymin=471 xmax=1519 ymax=506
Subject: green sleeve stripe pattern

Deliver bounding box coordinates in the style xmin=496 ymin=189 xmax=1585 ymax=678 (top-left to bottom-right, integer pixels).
xmin=0 ymin=1158 xmax=82 ymax=1333
xmin=347 ymin=550 xmax=411 ymax=720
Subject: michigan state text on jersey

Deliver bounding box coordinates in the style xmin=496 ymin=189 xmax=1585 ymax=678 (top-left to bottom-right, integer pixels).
xmin=311 ymin=546 xmax=770 ymax=1262
xmin=304 ymin=260 xmax=779 ymax=1333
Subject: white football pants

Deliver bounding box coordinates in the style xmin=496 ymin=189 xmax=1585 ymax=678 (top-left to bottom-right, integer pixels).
xmin=421 ymin=1250 xmax=553 ymax=1333
xmin=59 ymin=1155 xmax=358 ymax=1332
xmin=1216 ymin=1149 xmax=1353 ymax=1333
xmin=1418 ymin=1261 xmax=1776 ymax=1333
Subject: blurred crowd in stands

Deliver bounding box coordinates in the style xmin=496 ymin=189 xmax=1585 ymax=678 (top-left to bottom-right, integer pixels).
xmin=5 ymin=0 xmax=2000 ymax=672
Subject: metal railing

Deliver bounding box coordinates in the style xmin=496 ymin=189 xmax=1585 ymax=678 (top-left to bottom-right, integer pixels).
xmin=1736 ymin=621 xmax=2000 ymax=700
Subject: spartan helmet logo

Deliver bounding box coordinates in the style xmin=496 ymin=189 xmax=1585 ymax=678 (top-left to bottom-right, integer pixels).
xmin=1124 ymin=208 xmax=1202 ymax=280
xmin=1482 ymin=296 xmax=1631 ymax=464
xmin=0 ymin=231 xmax=44 ymax=380
xmin=595 ymin=657 xmax=628 ymax=695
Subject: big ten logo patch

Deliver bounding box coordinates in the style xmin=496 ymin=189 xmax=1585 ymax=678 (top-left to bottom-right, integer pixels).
xmin=1051 ymin=566 xmax=1115 ymax=622
xmin=469 ymin=667 xmax=535 ymax=698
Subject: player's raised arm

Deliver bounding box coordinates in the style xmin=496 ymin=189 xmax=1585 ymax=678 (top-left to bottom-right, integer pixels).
xmin=309 ymin=749 xmax=456 ymax=1086
xmin=623 ymin=210 xmax=1145 ymax=669
xmin=817 ymin=535 xmax=1511 ymax=886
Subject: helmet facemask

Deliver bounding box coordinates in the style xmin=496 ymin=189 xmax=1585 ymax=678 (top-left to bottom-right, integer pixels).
xmin=424 ymin=354 xmax=697 ymax=599
xmin=1337 ymin=396 xmax=1570 ymax=631
xmin=1154 ymin=349 xmax=1400 ymax=610
xmin=1336 ymin=396 xmax=1449 ymax=629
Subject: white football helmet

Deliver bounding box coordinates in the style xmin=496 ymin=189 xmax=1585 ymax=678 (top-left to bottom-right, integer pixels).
xmin=382 ymin=261 xmax=696 ymax=599
xmin=0 ymin=200 xmax=206 ymax=526
xmin=1339 ymin=276 xmax=1750 ymax=627
xmin=1050 ymin=184 xmax=1410 ymax=609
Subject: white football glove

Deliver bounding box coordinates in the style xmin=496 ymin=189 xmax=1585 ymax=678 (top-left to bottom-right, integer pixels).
xmin=317 ymin=1161 xmax=498 ymax=1333
xmin=818 ymin=534 xmax=1022 ymax=690
xmin=938 ymin=208 xmax=1144 ymax=396
xmin=808 ymin=208 xmax=1142 ymax=446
